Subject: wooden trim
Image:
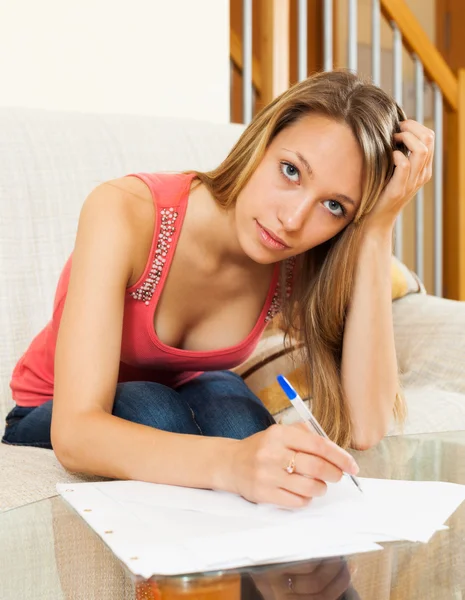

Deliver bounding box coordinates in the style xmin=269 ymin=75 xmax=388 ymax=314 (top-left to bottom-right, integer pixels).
xmin=435 ymin=0 xmax=448 ymax=68
xmin=456 ymin=69 xmax=465 ymax=299
xmin=332 ymin=0 xmax=339 ymax=70
xmin=436 ymin=0 xmax=465 ymax=75
xmin=289 ymin=0 xmax=324 ymax=84
xmin=260 ymin=0 xmax=290 ymax=106
xmin=230 ymin=28 xmax=262 ymax=93
xmin=381 ymin=0 xmax=458 ymax=111
xmin=443 ymin=69 xmax=465 ymax=300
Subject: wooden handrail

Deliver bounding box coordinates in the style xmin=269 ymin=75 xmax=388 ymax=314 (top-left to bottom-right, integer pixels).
xmin=381 ymin=0 xmax=457 ymax=110
xmin=230 ymin=29 xmax=262 ymax=93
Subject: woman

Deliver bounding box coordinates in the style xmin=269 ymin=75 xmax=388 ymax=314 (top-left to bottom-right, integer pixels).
xmin=3 ymin=71 xmax=434 ymax=508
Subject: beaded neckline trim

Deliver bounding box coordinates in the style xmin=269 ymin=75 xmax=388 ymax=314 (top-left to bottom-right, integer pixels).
xmin=130 ymin=207 xmax=178 ymax=305
xmin=265 ymin=256 xmax=295 ymax=323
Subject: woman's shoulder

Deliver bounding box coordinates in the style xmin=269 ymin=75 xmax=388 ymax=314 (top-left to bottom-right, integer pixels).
xmin=94 ymin=172 xmax=192 ymax=215
xmin=75 ymin=177 xmax=156 ymax=284
xmin=94 ymin=175 xmax=155 ymax=222
xmin=77 ymin=172 xmax=191 ymax=285
xmin=85 ymin=176 xmax=155 ymax=235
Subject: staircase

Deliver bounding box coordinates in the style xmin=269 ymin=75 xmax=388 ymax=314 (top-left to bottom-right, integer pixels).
xmin=230 ymin=0 xmax=465 ymax=301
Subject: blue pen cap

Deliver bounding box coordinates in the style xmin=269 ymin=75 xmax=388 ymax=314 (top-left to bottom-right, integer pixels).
xmin=276 ymin=375 xmax=297 ymax=400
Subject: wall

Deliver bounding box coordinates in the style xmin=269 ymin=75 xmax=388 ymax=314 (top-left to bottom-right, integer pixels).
xmin=0 ymin=0 xmax=230 ymax=122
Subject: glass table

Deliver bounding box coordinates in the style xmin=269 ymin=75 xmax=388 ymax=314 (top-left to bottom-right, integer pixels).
xmin=1 ymin=431 xmax=465 ymax=599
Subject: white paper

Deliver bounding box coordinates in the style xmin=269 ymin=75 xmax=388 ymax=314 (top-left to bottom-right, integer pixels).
xmin=57 ymin=476 xmax=465 ymax=578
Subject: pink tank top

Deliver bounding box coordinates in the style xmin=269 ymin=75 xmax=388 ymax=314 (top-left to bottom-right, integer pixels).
xmin=10 ymin=173 xmax=292 ymax=407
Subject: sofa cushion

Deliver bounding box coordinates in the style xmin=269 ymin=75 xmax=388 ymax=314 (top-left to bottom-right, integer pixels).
xmin=0 ymin=107 xmax=243 ymax=422
xmin=0 ymin=444 xmax=103 ymax=512
xmin=392 ymin=293 xmax=465 ymax=394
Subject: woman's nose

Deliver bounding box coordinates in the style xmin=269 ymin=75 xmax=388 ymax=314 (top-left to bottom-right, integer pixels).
xmin=277 ymin=196 xmax=313 ymax=232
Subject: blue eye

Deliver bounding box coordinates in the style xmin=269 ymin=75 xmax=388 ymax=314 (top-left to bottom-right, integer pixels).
xmin=280 ymin=161 xmax=300 ymax=183
xmin=323 ymin=199 xmax=346 ymax=218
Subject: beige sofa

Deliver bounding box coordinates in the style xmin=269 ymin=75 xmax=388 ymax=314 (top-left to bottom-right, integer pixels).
xmin=1 ymin=107 xmax=465 ymax=513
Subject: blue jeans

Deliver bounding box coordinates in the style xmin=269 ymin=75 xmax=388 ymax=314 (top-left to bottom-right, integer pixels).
xmin=1 ymin=371 xmax=275 ymax=449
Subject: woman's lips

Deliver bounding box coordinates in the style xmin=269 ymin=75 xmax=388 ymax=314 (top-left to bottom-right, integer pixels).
xmin=256 ymin=220 xmax=289 ymax=250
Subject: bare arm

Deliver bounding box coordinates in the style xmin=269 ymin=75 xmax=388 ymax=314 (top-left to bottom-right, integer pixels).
xmin=341 ymin=227 xmax=397 ymax=450
xmin=341 ymin=119 xmax=435 ymax=450
xmin=51 ymin=180 xmax=237 ymax=490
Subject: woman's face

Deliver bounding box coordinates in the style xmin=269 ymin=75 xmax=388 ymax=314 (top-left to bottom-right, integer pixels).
xmin=235 ymin=113 xmax=364 ymax=264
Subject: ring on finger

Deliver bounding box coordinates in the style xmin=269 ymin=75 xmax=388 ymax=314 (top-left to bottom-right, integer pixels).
xmin=286 ymin=452 xmax=297 ymax=474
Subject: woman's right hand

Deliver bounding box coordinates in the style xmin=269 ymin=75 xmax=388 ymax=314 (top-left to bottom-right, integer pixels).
xmin=226 ymin=423 xmax=360 ymax=507
xmin=248 ymin=557 xmax=355 ymax=599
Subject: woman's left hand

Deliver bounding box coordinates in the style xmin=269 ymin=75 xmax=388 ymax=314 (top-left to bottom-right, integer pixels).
xmin=366 ymin=119 xmax=435 ymax=231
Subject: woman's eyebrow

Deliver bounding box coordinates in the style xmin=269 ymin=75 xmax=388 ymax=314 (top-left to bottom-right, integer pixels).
xmin=281 ymin=148 xmax=312 ymax=175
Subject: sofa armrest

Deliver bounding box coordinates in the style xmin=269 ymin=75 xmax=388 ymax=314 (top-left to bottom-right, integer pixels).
xmin=393 ymin=293 xmax=465 ymax=394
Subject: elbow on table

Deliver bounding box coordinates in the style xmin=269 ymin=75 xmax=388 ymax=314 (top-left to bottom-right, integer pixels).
xmin=52 ymin=439 xmax=82 ymax=473
xmin=350 ymin=422 xmax=388 ymax=451
xmin=348 ymin=396 xmax=396 ymax=451
xmin=51 ymin=423 xmax=86 ymax=474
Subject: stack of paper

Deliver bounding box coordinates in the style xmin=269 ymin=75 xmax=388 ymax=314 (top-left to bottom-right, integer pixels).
xmin=57 ymin=476 xmax=465 ymax=579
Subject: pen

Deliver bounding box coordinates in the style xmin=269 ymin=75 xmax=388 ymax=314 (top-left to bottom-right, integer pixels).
xmin=276 ymin=374 xmax=363 ymax=493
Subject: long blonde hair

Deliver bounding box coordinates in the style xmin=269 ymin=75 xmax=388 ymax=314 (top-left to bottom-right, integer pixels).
xmin=193 ymin=70 xmax=408 ymax=447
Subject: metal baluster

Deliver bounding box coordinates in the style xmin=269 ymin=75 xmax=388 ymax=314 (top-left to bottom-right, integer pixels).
xmin=242 ymin=0 xmax=253 ymax=124
xmin=414 ymin=56 xmax=425 ymax=282
xmin=372 ymin=0 xmax=381 ymax=85
xmin=392 ymin=22 xmax=403 ymax=261
xmin=433 ymin=84 xmax=443 ymax=296
xmin=348 ymin=0 xmax=357 ymax=72
xmin=298 ymin=0 xmax=307 ymax=81
xmin=324 ymin=0 xmax=333 ymax=71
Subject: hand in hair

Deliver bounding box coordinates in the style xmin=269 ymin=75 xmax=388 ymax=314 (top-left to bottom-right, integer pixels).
xmin=225 ymin=422 xmax=359 ymax=508
xmin=367 ymin=119 xmax=434 ymax=230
